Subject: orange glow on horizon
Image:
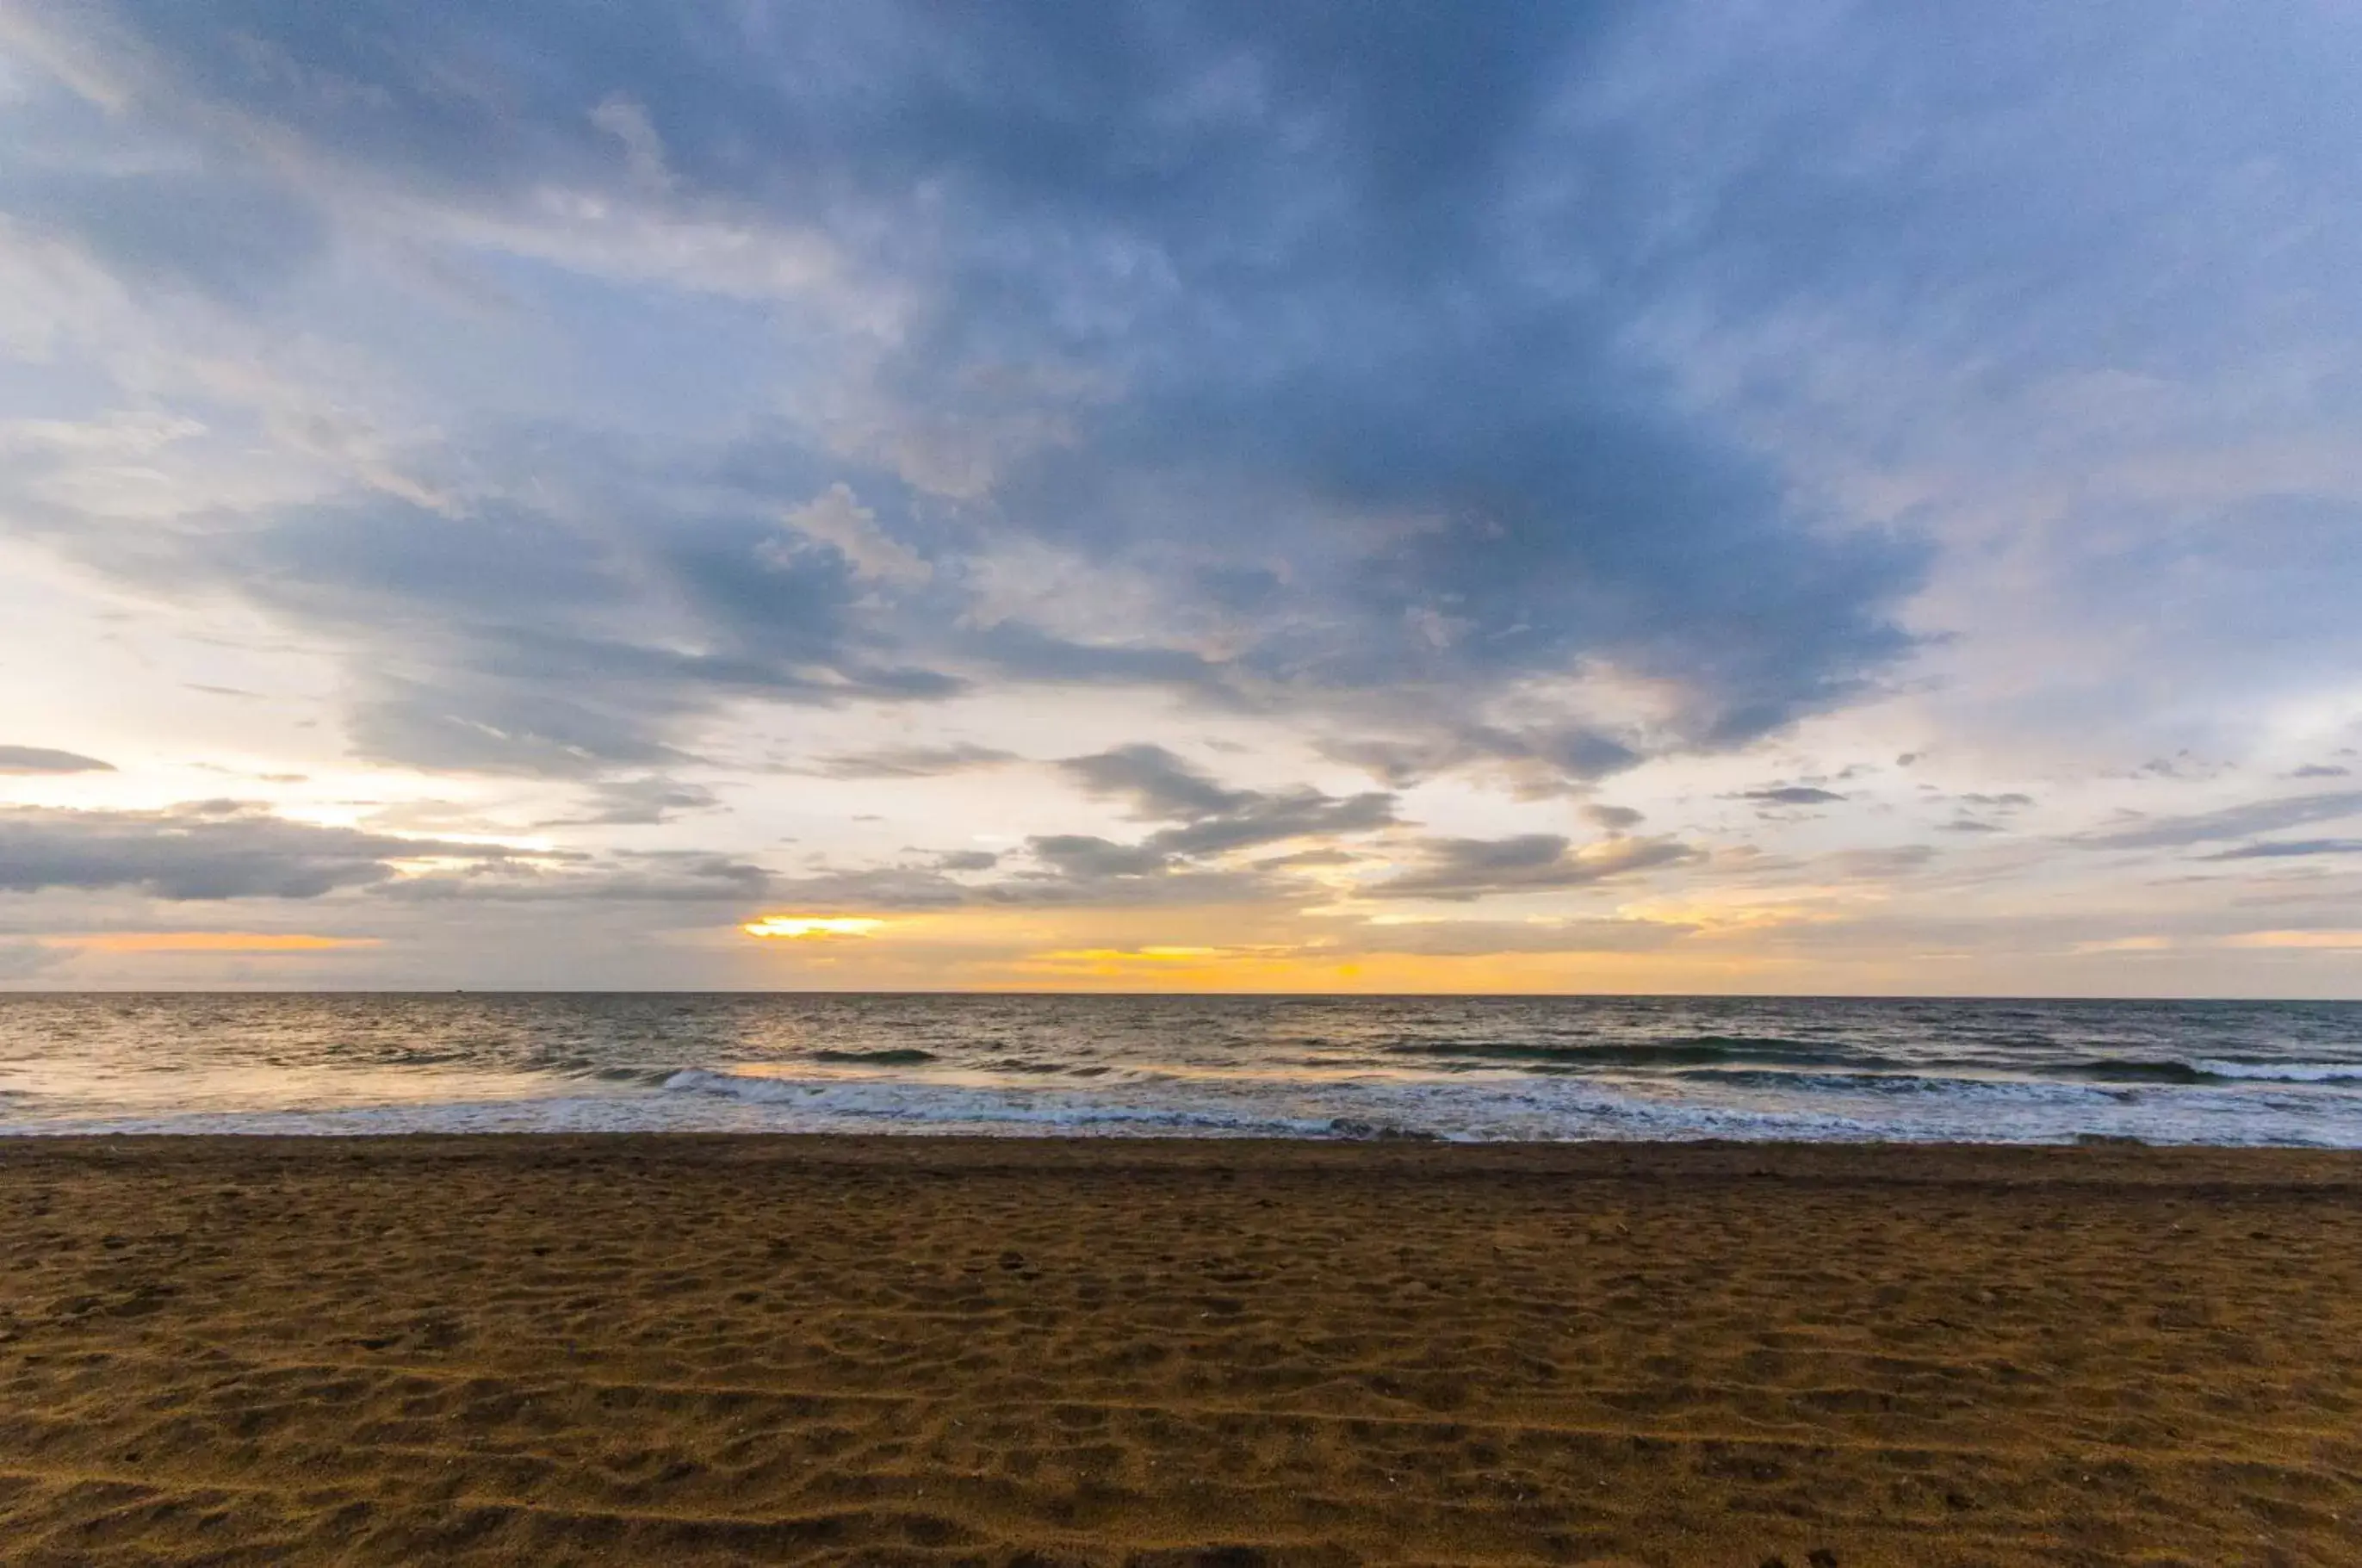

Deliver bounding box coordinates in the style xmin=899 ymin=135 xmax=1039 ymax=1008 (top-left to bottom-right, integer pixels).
xmin=1036 ymin=945 xmax=1221 ymax=963
xmin=43 ymin=933 xmax=383 ymax=954
xmin=2223 ymin=930 xmax=2362 ymax=950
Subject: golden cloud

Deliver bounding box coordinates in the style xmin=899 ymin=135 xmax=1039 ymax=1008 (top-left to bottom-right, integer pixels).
xmin=742 ymin=915 xmax=889 ymax=939
xmin=2221 ymin=930 xmax=2362 ymax=950
xmin=42 ymin=933 xmax=382 ymax=954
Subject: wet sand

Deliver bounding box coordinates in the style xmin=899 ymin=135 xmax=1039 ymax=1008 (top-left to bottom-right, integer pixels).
xmin=1 ymin=1136 xmax=2358 ymax=1565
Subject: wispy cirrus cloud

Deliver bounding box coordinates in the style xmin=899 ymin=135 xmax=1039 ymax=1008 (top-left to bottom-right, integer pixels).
xmin=802 ymin=744 xmax=1020 ymax=780
xmin=1367 ymin=834 xmax=1702 ymax=903
xmin=2201 ymin=839 xmax=2362 ymax=862
xmin=2079 ymin=791 xmax=2362 ymax=851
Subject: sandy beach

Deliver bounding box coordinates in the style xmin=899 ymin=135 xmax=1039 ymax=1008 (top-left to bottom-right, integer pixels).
xmin=1 ymin=1137 xmax=2357 ymax=1565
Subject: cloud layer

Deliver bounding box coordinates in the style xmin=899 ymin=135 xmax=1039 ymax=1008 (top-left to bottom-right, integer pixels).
xmin=0 ymin=0 xmax=1944 ymax=785
xmin=3 ymin=3 xmax=2360 ymax=992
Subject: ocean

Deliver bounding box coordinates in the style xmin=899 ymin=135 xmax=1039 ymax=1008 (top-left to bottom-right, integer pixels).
xmin=4 ymin=992 xmax=2362 ymax=1144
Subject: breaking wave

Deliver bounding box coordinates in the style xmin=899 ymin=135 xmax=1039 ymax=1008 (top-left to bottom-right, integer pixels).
xmin=4 ymin=994 xmax=2359 ymax=1144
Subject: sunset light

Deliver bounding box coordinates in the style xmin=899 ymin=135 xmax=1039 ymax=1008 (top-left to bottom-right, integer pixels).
xmin=741 ymin=916 xmax=888 ymax=940
xmin=3 ymin=6 xmax=2360 ymax=1561
xmin=40 ymin=933 xmax=384 ymax=955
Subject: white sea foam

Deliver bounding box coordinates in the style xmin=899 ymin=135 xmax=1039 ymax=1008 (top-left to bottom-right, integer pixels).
xmin=639 ymin=1065 xmax=2362 ymax=1148
xmin=9 ymin=1069 xmax=2362 ymax=1144
xmin=659 ymin=1068 xmax=1345 ymax=1136
xmin=6 ymin=992 xmax=2361 ymax=1145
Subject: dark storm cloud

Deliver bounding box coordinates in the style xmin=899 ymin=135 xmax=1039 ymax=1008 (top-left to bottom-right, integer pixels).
xmin=0 ymin=802 xmax=513 ymax=899
xmin=2 ymin=0 xmax=1936 ymax=782
xmin=2077 ymin=791 xmax=2362 ymax=851
xmin=1367 ymin=833 xmax=1700 ymax=902
xmin=0 ymin=746 xmax=115 ymax=775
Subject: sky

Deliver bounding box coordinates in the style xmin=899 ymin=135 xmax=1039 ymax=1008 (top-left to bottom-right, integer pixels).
xmin=0 ymin=1 xmax=2359 ymax=995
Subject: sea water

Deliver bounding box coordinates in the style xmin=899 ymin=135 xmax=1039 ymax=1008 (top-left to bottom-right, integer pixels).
xmin=2 ymin=993 xmax=2359 ymax=1144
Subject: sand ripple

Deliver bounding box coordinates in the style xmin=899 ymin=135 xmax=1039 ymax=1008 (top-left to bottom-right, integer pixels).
xmin=2 ymin=1137 xmax=2359 ymax=1565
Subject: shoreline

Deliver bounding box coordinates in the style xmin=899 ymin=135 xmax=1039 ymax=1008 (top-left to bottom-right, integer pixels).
xmin=10 ymin=1117 xmax=2362 ymax=1150
xmin=12 ymin=1127 xmax=2362 ymax=1160
xmin=6 ymin=1136 xmax=2359 ymax=1564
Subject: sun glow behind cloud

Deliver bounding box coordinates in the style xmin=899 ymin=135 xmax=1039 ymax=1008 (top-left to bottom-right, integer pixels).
xmin=742 ymin=915 xmax=889 ymax=940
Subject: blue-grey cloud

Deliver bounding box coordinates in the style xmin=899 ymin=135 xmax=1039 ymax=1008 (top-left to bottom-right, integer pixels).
xmin=1060 ymin=745 xmax=1398 ymax=856
xmin=3 ymin=0 xmax=2359 ymax=1011
xmin=1368 ymin=833 xmax=1701 ymax=902
xmin=105 ymin=487 xmax=965 ymax=776
xmin=0 ymin=802 xmax=512 ymax=899
xmin=2201 ymin=840 xmax=2362 ymax=862
xmin=1150 ymin=792 xmax=1398 ymax=858
xmin=2079 ymin=791 xmax=2362 ymax=852
xmin=542 ymin=777 xmax=723 ymax=827
xmin=1744 ymin=786 xmax=1846 ymax=806
xmin=805 ymin=745 xmax=1019 ymax=780
xmin=381 ymin=851 xmax=770 ymax=903
xmin=0 ymin=1 xmax=1940 ymax=784
xmin=1060 ymin=746 xmax=1250 ymax=821
xmin=0 ymin=746 xmax=115 ymax=775
xmin=759 ymin=840 xmax=1287 ymax=912
xmin=1321 ymin=725 xmax=1644 ymax=792
xmin=4 ymin=164 xmax=326 ymax=305
xmin=746 ymin=754 xmax=1399 ymax=909
xmin=1024 ymin=834 xmax=1172 ymax=882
